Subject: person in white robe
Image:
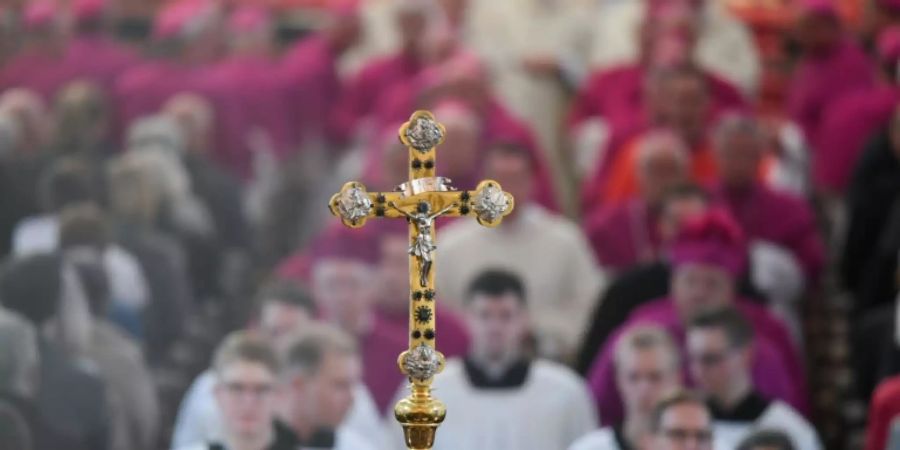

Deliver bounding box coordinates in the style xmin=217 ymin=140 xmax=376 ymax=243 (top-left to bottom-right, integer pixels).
xmin=437 ymin=142 xmax=605 ymax=359
xmin=385 ymin=269 xmax=598 ymax=450
xmin=176 ymin=332 xmax=298 ymax=450
xmin=569 ymin=325 xmax=682 ymax=450
xmin=686 ymin=308 xmax=821 ymax=450
xmin=588 ymin=0 xmax=760 ymax=96
xmin=171 ymin=282 xmax=382 ymax=448
xmin=278 ymin=324 xmax=376 ymax=450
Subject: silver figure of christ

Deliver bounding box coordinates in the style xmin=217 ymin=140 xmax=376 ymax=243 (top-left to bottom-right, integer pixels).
xmin=390 ymin=201 xmax=456 ymax=287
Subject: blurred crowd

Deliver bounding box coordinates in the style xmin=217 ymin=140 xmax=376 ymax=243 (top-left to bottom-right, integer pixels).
xmin=1 ymin=0 xmax=900 ymax=449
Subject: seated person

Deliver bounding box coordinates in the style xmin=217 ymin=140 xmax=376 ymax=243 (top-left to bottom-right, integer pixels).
xmin=570 ymin=325 xmax=682 ymax=450
xmin=386 ymin=270 xmax=598 ymax=449
xmin=178 ymin=331 xmax=298 ymax=450
xmin=587 ymin=210 xmax=808 ymax=424
xmin=687 ymin=308 xmax=821 ymax=450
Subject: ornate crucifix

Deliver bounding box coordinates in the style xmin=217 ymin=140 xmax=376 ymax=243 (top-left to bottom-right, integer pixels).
xmin=329 ymin=111 xmax=514 ymax=449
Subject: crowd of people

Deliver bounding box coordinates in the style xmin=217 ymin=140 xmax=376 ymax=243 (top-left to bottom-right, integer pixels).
xmin=1 ymin=0 xmax=900 ymax=449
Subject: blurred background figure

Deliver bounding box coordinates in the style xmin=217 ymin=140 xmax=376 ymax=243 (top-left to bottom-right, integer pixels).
xmin=0 ymin=0 xmax=895 ymax=447
xmin=385 ymin=270 xmax=597 ymax=450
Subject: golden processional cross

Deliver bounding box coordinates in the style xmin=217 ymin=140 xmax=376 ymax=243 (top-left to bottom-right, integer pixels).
xmin=329 ymin=111 xmax=514 ymax=449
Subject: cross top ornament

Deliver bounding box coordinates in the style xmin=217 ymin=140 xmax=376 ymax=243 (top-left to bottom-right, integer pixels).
xmin=328 ymin=110 xmax=514 ymax=450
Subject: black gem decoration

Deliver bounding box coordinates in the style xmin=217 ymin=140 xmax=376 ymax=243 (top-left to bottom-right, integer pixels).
xmin=424 ymin=329 xmax=435 ymax=340
xmin=415 ymin=306 xmax=433 ymax=324
xmin=412 ymin=330 xmax=422 ymax=339
xmin=424 ymin=160 xmax=435 ymax=169
xmin=374 ymin=206 xmax=385 ymax=217
xmin=424 ymin=290 xmax=436 ymax=300
xmin=459 ymin=205 xmax=470 ymax=215
xmin=411 ymin=159 xmax=422 ymax=169
xmin=417 ymin=201 xmax=430 ymax=213
xmin=375 ymin=194 xmax=386 ymax=203
xmin=412 ymin=291 xmax=424 ymax=301
xmin=460 ymin=191 xmax=470 ymax=201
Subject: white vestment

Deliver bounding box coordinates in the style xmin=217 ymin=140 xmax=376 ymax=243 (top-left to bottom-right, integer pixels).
xmin=175 ymin=428 xmax=373 ymax=450
xmin=437 ymin=205 xmax=605 ymax=358
xmin=714 ymin=401 xmax=822 ymax=450
xmin=569 ymin=425 xmax=744 ymax=450
xmin=170 ymin=370 xmax=383 ymax=449
xmin=384 ymin=358 xmax=598 ymax=450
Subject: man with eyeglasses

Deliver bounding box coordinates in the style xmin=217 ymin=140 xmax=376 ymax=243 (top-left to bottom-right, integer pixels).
xmin=179 ymin=331 xmax=299 ymax=450
xmin=686 ymin=308 xmax=821 ymax=450
xmin=650 ymin=390 xmax=715 ymax=450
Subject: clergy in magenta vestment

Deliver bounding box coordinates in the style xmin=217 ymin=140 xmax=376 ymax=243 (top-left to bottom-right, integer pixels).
xmin=0 ymin=1 xmax=71 ymax=101
xmin=586 ymin=211 xmax=808 ymax=425
xmin=307 ymin=226 xmax=408 ymax=415
xmin=709 ymin=113 xmax=826 ymax=280
xmin=583 ymin=129 xmax=692 ymax=272
xmin=63 ymin=0 xmax=141 ymax=91
xmin=280 ymin=2 xmax=360 ymax=148
xmin=788 ymin=1 xmax=875 ymax=142
xmin=812 ymin=25 xmax=900 ymax=193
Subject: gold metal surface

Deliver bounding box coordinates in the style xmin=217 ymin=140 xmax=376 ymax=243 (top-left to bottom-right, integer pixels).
xmin=328 ymin=110 xmax=514 ymax=449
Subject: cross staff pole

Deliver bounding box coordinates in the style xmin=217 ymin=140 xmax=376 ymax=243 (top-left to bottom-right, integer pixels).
xmin=328 ymin=111 xmax=514 ymax=450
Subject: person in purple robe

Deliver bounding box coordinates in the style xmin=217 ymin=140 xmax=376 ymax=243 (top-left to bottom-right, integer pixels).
xmin=280 ymin=0 xmax=361 ymax=149
xmin=0 ymin=1 xmax=71 ymax=101
xmin=584 ymin=129 xmax=691 ymax=273
xmin=568 ymin=3 xmax=746 ymax=209
xmin=370 ymin=220 xmax=470 ymax=359
xmin=813 ymin=25 xmax=900 ymax=194
xmin=369 ymin=51 xmax=561 ymax=211
xmin=788 ymin=0 xmax=875 ymax=144
xmin=63 ymin=0 xmax=140 ymax=91
xmin=709 ymin=114 xmax=825 ymax=281
xmin=586 ymin=210 xmax=809 ymax=425
xmin=308 ymin=226 xmax=408 ymax=414
xmin=207 ymin=5 xmax=295 ymax=175
xmin=332 ymin=0 xmax=439 ymax=138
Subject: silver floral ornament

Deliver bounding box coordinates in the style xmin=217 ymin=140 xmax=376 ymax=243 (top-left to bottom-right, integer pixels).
xmin=404 ymin=115 xmax=444 ymax=153
xmin=402 ymin=344 xmax=443 ymax=382
xmin=472 ymin=183 xmax=510 ymax=223
xmin=336 ymin=185 xmax=373 ymax=223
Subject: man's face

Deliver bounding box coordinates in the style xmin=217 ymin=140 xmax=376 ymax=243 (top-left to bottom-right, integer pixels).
xmin=671 ymin=263 xmax=734 ymax=322
xmin=214 ymin=361 xmax=278 ymax=439
xmin=312 ymin=260 xmax=375 ymax=332
xmin=466 ymin=293 xmax=528 ymax=361
xmin=440 ymin=119 xmax=480 ymax=179
xmin=616 ymin=347 xmax=681 ymax=416
xmin=259 ymin=301 xmax=311 ymax=349
xmin=714 ymin=132 xmax=762 ymax=188
xmin=653 ymin=75 xmax=709 ymax=143
xmin=484 ymin=149 xmax=534 ymax=206
xmin=638 ymin=149 xmax=688 ymax=205
xmin=659 ymin=197 xmax=708 ymax=242
xmin=687 ymin=327 xmax=747 ymax=400
xmin=653 ymin=402 xmax=714 ymax=450
xmin=294 ymin=353 xmax=361 ymax=429
xmin=377 ymin=235 xmax=411 ymax=312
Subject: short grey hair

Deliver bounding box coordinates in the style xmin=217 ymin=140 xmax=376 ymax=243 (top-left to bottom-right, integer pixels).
xmin=712 ymin=113 xmax=767 ymax=151
xmin=614 ymin=325 xmax=680 ymax=372
xmin=0 ymin=309 xmax=39 ymax=398
xmin=281 ymin=324 xmax=358 ymax=376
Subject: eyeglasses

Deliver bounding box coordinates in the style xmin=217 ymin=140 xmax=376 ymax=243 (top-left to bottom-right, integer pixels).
xmin=222 ymin=382 xmax=275 ymax=398
xmin=660 ymin=427 xmax=713 ymax=444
